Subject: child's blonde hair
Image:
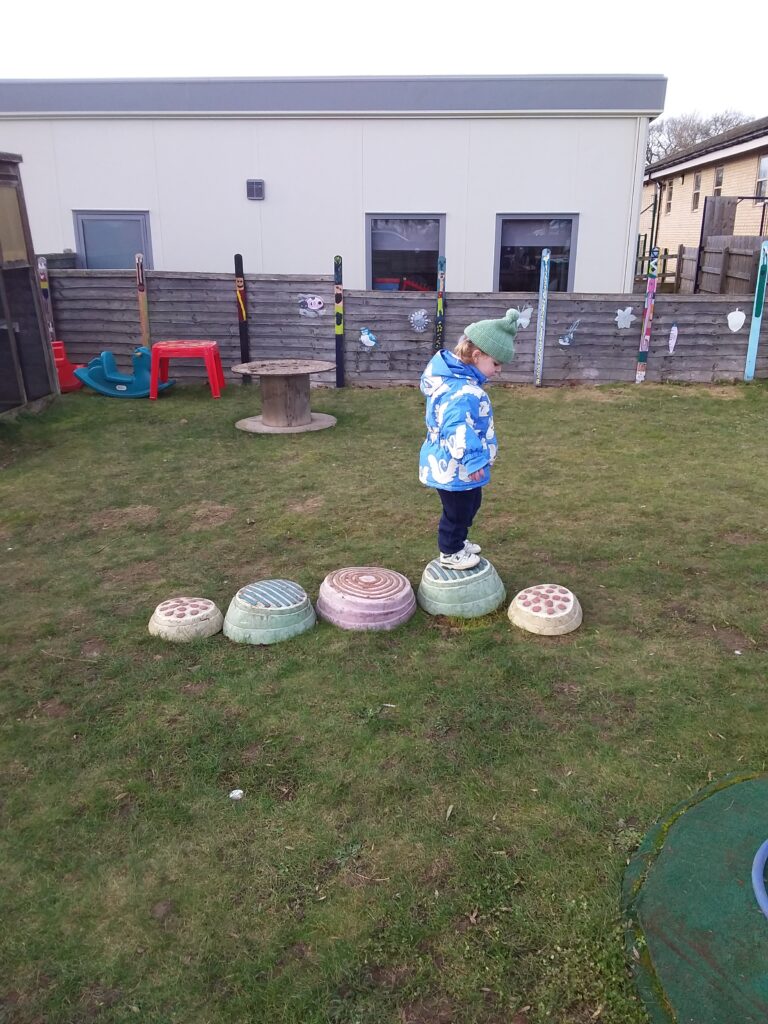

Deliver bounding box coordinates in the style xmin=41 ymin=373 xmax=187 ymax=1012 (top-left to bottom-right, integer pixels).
xmin=453 ymin=335 xmax=482 ymax=364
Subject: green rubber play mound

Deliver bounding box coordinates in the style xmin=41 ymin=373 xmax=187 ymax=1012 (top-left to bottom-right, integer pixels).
xmin=622 ymin=773 xmax=768 ymax=1024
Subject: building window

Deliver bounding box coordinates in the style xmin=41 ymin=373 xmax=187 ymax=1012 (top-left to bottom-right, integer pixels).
xmin=73 ymin=211 xmax=153 ymax=269
xmin=713 ymin=167 xmax=724 ymax=198
xmin=756 ymin=155 xmax=768 ymax=200
xmin=692 ymin=172 xmax=702 ymax=211
xmin=665 ymin=181 xmax=673 ymax=214
xmin=495 ymin=216 xmax=577 ymax=292
xmin=366 ymin=215 xmax=444 ymax=291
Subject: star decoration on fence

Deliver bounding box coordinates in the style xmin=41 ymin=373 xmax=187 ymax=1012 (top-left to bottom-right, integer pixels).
xmin=615 ymin=307 xmax=637 ymax=329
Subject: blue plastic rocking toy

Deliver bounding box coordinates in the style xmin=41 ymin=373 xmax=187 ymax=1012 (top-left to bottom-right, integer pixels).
xmin=74 ymin=346 xmax=175 ymax=399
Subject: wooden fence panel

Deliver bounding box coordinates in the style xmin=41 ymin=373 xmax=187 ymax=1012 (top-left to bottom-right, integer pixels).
xmin=49 ymin=271 xmax=768 ymax=387
xmin=697 ymin=235 xmax=767 ymax=295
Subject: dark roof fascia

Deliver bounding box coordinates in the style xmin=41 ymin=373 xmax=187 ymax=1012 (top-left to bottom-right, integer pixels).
xmin=0 ymin=75 xmax=667 ymax=117
xmin=645 ymin=115 xmax=768 ymax=176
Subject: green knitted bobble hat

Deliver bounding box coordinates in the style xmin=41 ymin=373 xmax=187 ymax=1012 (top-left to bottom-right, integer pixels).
xmin=464 ymin=308 xmax=520 ymax=364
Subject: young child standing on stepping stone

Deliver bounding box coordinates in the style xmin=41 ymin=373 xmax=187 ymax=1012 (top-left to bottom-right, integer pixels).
xmin=418 ymin=309 xmax=519 ymax=569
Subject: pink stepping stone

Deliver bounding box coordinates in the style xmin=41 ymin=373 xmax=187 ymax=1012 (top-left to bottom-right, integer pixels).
xmin=316 ymin=567 xmax=416 ymax=631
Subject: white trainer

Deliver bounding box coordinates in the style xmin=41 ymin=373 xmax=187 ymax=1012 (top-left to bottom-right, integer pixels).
xmin=464 ymin=539 xmax=482 ymax=554
xmin=439 ymin=549 xmax=480 ymax=570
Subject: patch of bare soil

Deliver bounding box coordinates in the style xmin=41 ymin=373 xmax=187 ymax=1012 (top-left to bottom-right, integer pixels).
xmin=720 ymin=531 xmax=763 ymax=546
xmin=665 ymin=602 xmax=699 ymax=623
xmin=80 ymin=639 xmax=107 ymax=659
xmin=186 ymin=502 xmax=237 ymax=531
xmin=89 ymin=506 xmax=158 ymax=530
xmin=79 ymin=985 xmax=123 ymax=1018
xmin=706 ymin=624 xmax=756 ymax=652
xmin=428 ymin=617 xmax=466 ymax=638
xmin=38 ymin=699 xmax=70 ymax=718
xmin=367 ymin=964 xmax=414 ymax=989
xmin=150 ymin=898 xmax=176 ymax=923
xmin=562 ymin=1004 xmax=607 ymax=1023
xmin=665 ymin=603 xmax=757 ymax=651
xmin=101 ymin=561 xmax=164 ymax=589
xmin=275 ymin=942 xmax=311 ymax=970
xmin=287 ymin=495 xmax=325 ymax=514
xmin=399 ymin=998 xmax=456 ymax=1024
xmin=181 ymin=681 xmax=211 ymax=696
xmin=271 ymin=780 xmax=298 ymax=802
xmin=420 ymin=855 xmax=453 ymax=887
xmin=534 ymin=682 xmax=636 ymax=739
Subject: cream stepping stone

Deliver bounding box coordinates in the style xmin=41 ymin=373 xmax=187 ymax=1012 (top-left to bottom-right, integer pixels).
xmin=148 ymin=597 xmax=223 ymax=642
xmin=508 ymin=584 xmax=582 ymax=635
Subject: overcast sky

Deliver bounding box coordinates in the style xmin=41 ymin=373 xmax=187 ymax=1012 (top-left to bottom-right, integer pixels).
xmin=2 ymin=0 xmax=763 ymax=122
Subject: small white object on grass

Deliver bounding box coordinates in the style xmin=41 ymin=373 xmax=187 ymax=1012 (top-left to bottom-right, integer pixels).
xmin=229 ymin=789 xmax=244 ymax=800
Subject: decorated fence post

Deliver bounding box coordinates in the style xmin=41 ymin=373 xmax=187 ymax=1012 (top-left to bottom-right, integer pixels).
xmin=135 ymin=253 xmax=151 ymax=349
xmin=334 ymin=255 xmax=345 ymax=388
xmin=744 ymin=240 xmax=768 ymax=382
xmin=635 ymin=246 xmax=659 ymax=383
xmin=533 ymin=248 xmax=551 ymax=387
xmin=36 ymin=256 xmax=56 ymax=344
xmin=434 ymin=256 xmax=446 ymax=352
xmin=234 ymin=254 xmax=251 ymax=383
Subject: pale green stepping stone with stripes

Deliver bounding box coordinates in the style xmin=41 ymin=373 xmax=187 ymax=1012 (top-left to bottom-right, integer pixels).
xmin=417 ymin=557 xmax=506 ymax=618
xmin=224 ymin=579 xmax=316 ymax=644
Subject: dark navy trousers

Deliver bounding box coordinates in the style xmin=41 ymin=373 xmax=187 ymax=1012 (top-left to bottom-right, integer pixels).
xmin=436 ymin=487 xmax=483 ymax=554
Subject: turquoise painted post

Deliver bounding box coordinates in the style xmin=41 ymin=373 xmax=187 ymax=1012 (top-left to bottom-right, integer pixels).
xmin=744 ymin=241 xmax=768 ymax=382
xmin=533 ymin=248 xmax=551 ymax=387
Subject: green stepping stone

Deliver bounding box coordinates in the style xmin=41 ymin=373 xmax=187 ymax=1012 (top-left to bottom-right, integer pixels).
xmin=417 ymin=557 xmax=506 ymax=618
xmin=224 ymin=579 xmax=316 ymax=645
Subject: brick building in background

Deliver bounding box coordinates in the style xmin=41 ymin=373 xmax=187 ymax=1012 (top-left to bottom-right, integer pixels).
xmin=639 ymin=115 xmax=768 ymax=254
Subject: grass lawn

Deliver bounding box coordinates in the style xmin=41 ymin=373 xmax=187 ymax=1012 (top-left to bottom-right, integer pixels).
xmin=2 ymin=380 xmax=768 ymax=1024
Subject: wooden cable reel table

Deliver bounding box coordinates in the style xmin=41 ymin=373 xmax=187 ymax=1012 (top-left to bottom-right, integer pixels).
xmin=231 ymin=359 xmax=337 ymax=433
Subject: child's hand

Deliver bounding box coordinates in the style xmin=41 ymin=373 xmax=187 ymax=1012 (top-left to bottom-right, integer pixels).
xmin=468 ymin=469 xmax=485 ymax=482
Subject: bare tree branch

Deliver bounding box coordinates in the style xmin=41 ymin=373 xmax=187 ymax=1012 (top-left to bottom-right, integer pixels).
xmin=646 ymin=111 xmax=752 ymax=165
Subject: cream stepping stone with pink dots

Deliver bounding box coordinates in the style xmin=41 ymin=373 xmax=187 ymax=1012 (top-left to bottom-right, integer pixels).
xmin=148 ymin=597 xmax=224 ymax=642
xmin=508 ymin=584 xmax=582 ymax=636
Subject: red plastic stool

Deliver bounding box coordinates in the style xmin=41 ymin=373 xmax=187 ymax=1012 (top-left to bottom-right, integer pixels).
xmin=149 ymin=340 xmax=226 ymax=400
xmin=52 ymin=340 xmax=84 ymax=392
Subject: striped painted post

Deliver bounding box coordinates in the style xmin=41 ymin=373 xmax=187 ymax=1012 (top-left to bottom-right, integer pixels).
xmin=635 ymin=247 xmax=659 ymax=383
xmin=234 ymin=253 xmax=251 ymax=381
xmin=334 ymin=255 xmax=345 ymax=388
xmin=36 ymin=256 xmax=56 ymax=343
xmin=744 ymin=241 xmax=768 ymax=382
xmin=135 ymin=253 xmax=151 ymax=349
xmin=434 ymin=256 xmax=446 ymax=352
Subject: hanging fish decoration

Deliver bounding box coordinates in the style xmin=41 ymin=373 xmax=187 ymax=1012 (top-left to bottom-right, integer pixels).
xmin=298 ymin=294 xmax=325 ymax=318
xmin=668 ymin=323 xmax=678 ymax=354
xmin=360 ymin=327 xmax=378 ymax=348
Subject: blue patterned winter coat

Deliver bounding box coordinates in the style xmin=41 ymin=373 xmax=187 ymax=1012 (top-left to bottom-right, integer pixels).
xmin=418 ymin=350 xmax=497 ymax=491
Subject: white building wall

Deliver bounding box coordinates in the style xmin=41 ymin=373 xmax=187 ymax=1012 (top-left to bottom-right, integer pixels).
xmin=1 ymin=114 xmax=647 ymax=291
